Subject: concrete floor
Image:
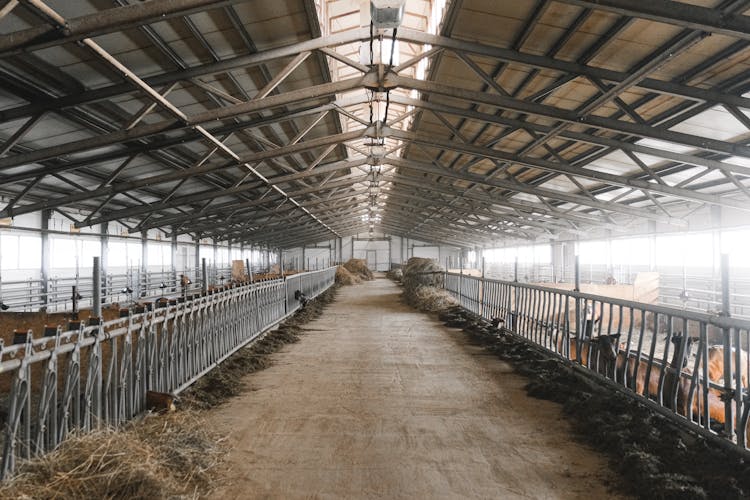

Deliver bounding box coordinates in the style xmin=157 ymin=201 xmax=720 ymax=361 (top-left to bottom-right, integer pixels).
xmin=214 ymin=277 xmax=622 ymax=499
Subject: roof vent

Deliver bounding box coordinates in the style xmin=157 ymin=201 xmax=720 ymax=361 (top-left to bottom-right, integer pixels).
xmin=371 ymin=0 xmax=405 ymax=30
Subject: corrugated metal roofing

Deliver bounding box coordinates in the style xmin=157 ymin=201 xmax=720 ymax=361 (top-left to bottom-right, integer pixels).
xmin=0 ymin=0 xmax=747 ymax=249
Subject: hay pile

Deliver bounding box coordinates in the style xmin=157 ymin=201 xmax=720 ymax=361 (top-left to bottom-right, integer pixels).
xmin=343 ymin=259 xmax=374 ymax=281
xmin=410 ymin=285 xmax=457 ymax=312
xmin=401 ymin=257 xmax=456 ymax=312
xmin=0 ymin=411 xmax=225 ymax=500
xmin=402 ymin=257 xmax=444 ymax=293
xmin=335 ymin=265 xmax=361 ymax=286
xmin=386 ymin=268 xmax=403 ymax=281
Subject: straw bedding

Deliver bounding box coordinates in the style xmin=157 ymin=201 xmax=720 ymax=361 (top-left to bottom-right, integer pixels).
xmin=0 ymin=411 xmax=225 ymax=500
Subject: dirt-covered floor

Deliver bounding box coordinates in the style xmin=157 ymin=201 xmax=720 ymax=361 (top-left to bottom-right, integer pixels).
xmin=212 ymin=276 xmax=623 ymax=499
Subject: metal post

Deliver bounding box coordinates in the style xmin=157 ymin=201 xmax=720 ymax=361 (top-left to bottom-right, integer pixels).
xmin=719 ymin=252 xmax=734 ymax=437
xmin=93 ymin=256 xmax=101 ymax=319
xmin=721 ymin=253 xmax=730 ymax=317
xmin=71 ymin=285 xmax=79 ymax=320
xmin=201 ymin=257 xmax=208 ymax=294
xmin=302 ymin=246 xmax=306 ymax=271
xmin=514 ymin=257 xmax=519 ymax=283
xmin=246 ymin=258 xmax=252 ymax=282
xmin=139 ymin=232 xmax=148 ymax=298
xmin=480 ymin=257 xmax=486 ymax=318
xmin=171 ymin=233 xmax=177 ymax=291
xmin=573 ymin=255 xmax=584 ymax=342
xmin=40 ymin=209 xmax=50 ymax=311
xmin=459 ymin=253 xmax=464 ymax=307
xmin=194 ymin=235 xmax=200 ymax=275
xmin=278 ymin=249 xmax=284 ymax=276
xmin=100 ymin=222 xmax=109 ymax=302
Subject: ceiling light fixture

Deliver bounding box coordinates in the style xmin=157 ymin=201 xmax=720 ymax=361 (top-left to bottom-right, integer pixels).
xmin=371 ymin=0 xmax=406 ymax=30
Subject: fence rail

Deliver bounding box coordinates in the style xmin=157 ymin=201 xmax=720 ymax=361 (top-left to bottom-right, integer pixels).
xmin=443 ymin=272 xmax=750 ymax=453
xmin=0 ymin=267 xmax=336 ymax=478
xmin=0 ymin=265 xmax=275 ymax=313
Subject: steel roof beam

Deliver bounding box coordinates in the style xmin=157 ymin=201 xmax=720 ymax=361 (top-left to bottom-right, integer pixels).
xmin=1 ymin=129 xmax=364 ymax=219
xmin=396 ymin=75 xmax=750 ymax=161
xmin=0 ymin=28 xmax=370 ymax=123
xmin=387 ymin=128 xmax=750 ymax=211
xmin=387 ymin=157 xmax=685 ymax=225
xmin=172 ymin=189 xmax=370 ymax=237
xmin=386 ymin=93 xmax=750 ymax=179
xmin=396 ymin=28 xmax=750 ymax=110
xmin=77 ymin=157 xmax=370 ymax=228
xmin=381 ymin=197 xmax=538 ymax=240
xmin=0 ymin=77 xmax=365 ymax=173
xmin=556 ymin=0 xmax=750 ymax=41
xmin=386 ymin=172 xmax=627 ymax=231
xmin=0 ymin=0 xmax=256 ymax=56
xmin=140 ymin=175 xmax=379 ymax=232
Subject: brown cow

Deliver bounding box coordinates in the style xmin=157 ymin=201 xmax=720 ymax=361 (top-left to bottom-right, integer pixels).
xmin=609 ymin=335 xmax=693 ymax=402
xmin=705 ymin=346 xmax=749 ymax=389
xmin=553 ymin=333 xmax=620 ymax=370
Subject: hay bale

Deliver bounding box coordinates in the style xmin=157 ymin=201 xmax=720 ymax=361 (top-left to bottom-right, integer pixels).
xmin=335 ymin=266 xmax=361 ymax=286
xmin=0 ymin=411 xmax=225 ymax=500
xmin=343 ymin=259 xmax=374 ymax=281
xmin=402 ymin=257 xmax=444 ymax=293
xmin=400 ymin=257 xmax=456 ymax=312
xmin=386 ymin=268 xmax=403 ymax=281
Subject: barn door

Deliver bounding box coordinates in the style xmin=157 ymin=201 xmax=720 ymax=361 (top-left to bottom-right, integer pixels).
xmin=366 ymin=250 xmax=377 ymax=271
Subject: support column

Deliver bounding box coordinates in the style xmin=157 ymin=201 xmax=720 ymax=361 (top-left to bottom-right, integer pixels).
xmin=40 ymin=209 xmax=51 ymax=311
xmin=100 ymin=222 xmax=109 ymax=302
xmin=140 ymin=232 xmax=148 ymax=297
xmin=201 ymin=258 xmax=208 ymax=294
xmin=711 ymin=206 xmax=722 ymax=306
xmin=93 ymin=256 xmax=102 ymax=319
xmin=194 ymin=234 xmax=200 ymax=272
xmin=302 ymin=245 xmax=306 ymax=271
xmin=171 ymin=233 xmax=177 ymax=291
xmin=212 ymin=239 xmax=218 ymax=274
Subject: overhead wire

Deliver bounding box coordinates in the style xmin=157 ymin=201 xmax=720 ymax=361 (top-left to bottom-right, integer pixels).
xmin=383 ymin=28 xmax=398 ymax=124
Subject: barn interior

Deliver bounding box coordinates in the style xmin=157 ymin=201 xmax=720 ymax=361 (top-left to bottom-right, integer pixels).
xmin=0 ymin=0 xmax=750 ymax=497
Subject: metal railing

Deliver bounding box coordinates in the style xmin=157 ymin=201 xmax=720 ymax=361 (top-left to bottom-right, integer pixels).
xmin=0 ymin=264 xmax=281 ymax=313
xmin=0 ymin=266 xmax=336 ymax=478
xmin=443 ymin=272 xmax=750 ymax=453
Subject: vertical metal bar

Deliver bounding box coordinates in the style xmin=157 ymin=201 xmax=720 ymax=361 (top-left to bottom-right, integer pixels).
xmin=201 ymin=258 xmax=208 ymax=294
xmin=720 ymin=253 xmax=734 ymax=437
xmin=93 ymin=256 xmax=102 ymax=319
xmin=573 ymin=255 xmax=583 ymax=342
xmin=40 ymin=209 xmax=50 ymax=311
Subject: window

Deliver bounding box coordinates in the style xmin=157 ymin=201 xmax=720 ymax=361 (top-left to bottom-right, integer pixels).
xmin=108 ymin=239 xmax=142 ymax=267
xmin=147 ymin=242 xmax=172 ymax=269
xmin=0 ymin=232 xmax=41 ymax=270
xmin=199 ymin=245 xmax=214 ymax=264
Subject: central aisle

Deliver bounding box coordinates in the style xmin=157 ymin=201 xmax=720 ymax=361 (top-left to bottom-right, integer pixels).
xmin=214 ymin=277 xmax=622 ymax=499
